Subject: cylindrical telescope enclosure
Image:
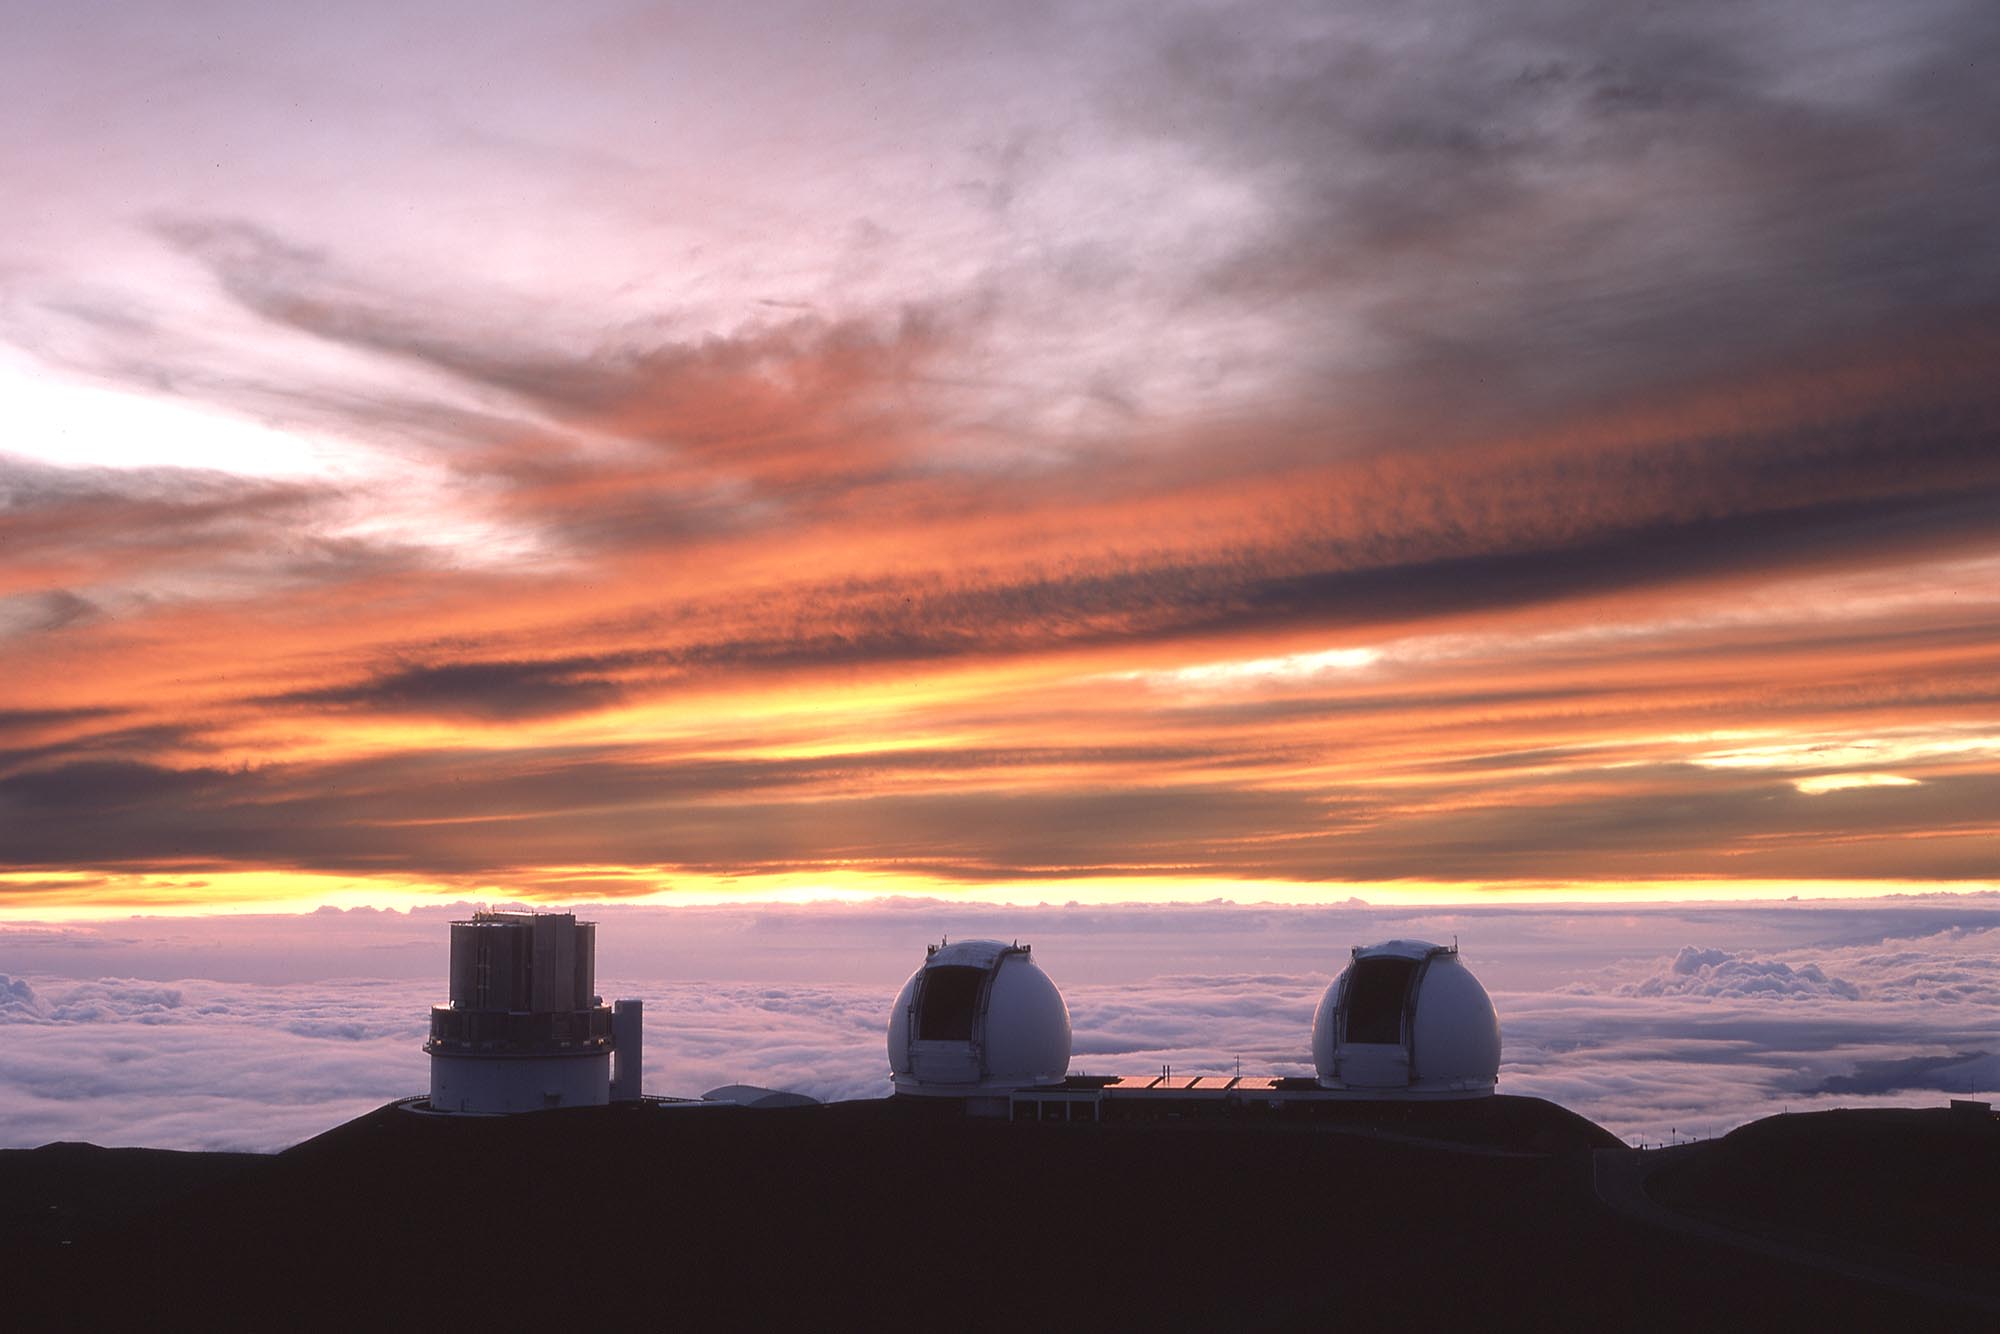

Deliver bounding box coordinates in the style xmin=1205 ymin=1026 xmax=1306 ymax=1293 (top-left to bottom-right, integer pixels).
xmin=426 ymin=911 xmax=616 ymax=1113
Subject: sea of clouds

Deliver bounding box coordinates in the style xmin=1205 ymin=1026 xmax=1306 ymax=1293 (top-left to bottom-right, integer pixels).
xmin=3 ymin=897 xmax=1997 ymax=1151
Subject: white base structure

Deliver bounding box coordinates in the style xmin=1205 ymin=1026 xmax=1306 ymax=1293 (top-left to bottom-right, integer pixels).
xmin=429 ymin=1051 xmax=611 ymax=1114
xmin=424 ymin=911 xmax=632 ymax=1114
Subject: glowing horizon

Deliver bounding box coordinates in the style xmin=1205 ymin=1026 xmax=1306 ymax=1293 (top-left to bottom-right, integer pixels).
xmin=4 ymin=866 xmax=1996 ymax=924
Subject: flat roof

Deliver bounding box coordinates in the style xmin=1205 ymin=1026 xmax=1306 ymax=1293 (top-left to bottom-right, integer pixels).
xmin=1017 ymin=1075 xmax=1344 ymax=1102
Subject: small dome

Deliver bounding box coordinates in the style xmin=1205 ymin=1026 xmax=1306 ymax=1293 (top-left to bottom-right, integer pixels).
xmin=700 ymin=1084 xmax=821 ymax=1109
xmin=1310 ymin=940 xmax=1499 ymax=1098
xmin=888 ymin=939 xmax=1071 ymax=1095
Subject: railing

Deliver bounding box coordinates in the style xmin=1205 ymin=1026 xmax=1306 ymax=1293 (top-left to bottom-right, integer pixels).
xmin=425 ymin=1004 xmax=614 ymax=1054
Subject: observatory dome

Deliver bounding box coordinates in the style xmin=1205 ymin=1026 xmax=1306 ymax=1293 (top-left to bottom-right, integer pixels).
xmin=888 ymin=939 xmax=1071 ymax=1097
xmin=1310 ymin=940 xmax=1499 ymax=1098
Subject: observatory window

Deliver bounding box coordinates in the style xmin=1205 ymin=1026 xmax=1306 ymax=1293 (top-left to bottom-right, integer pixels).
xmin=916 ymin=966 xmax=984 ymax=1041
xmin=1343 ymin=957 xmax=1418 ymax=1045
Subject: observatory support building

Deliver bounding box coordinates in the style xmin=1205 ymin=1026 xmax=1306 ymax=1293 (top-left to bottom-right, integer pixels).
xmin=891 ymin=935 xmax=1504 ymax=1122
xmin=425 ymin=911 xmax=645 ymax=1113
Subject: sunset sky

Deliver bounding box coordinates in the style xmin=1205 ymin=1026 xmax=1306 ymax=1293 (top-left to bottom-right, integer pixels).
xmin=5 ymin=0 xmax=1998 ymax=917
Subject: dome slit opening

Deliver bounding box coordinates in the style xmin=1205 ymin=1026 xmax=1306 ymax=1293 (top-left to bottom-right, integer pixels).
xmin=916 ymin=966 xmax=984 ymax=1041
xmin=1344 ymin=956 xmax=1418 ymax=1045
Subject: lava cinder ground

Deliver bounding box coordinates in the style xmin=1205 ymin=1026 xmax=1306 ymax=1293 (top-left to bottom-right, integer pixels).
xmin=5 ymin=1097 xmax=1996 ymax=1330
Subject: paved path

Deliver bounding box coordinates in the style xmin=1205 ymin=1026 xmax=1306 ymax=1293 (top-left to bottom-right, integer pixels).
xmin=1592 ymin=1146 xmax=2000 ymax=1317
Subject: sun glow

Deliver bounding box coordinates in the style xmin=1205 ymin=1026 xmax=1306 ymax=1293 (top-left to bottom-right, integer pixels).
xmin=1793 ymin=773 xmax=1922 ymax=795
xmin=1112 ymin=645 xmax=1383 ymax=689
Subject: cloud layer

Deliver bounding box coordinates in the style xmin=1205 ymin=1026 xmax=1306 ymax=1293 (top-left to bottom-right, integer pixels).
xmin=4 ymin=898 xmax=1996 ymax=1150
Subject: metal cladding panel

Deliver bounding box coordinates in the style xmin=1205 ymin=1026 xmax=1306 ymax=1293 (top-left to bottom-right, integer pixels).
xmin=980 ymin=952 xmax=1071 ymax=1086
xmin=886 ymin=971 xmax=918 ymax=1076
xmin=1333 ymin=1042 xmax=1412 ymax=1088
xmin=447 ymin=924 xmax=479 ymax=1006
xmin=924 ymin=938 xmax=1011 ymax=970
xmin=487 ymin=924 xmax=525 ymax=1010
xmin=908 ymin=1039 xmax=983 ymax=1084
xmin=531 ymin=915 xmax=577 ymax=1012
xmin=1311 ymin=976 xmax=1338 ymax=1076
xmin=1358 ymin=939 xmax=1447 ymax=961
xmin=1409 ymin=956 xmax=1501 ymax=1092
xmin=573 ymin=922 xmax=597 ymax=1008
xmin=611 ymin=999 xmax=643 ymax=1101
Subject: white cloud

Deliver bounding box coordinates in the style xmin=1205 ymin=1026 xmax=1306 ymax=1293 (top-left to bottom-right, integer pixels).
xmin=1 ymin=972 xmax=48 ymax=1020
xmin=1115 ymin=645 xmax=1382 ymax=690
xmin=1794 ymin=772 xmax=1920 ymax=795
xmin=1613 ymin=946 xmax=1863 ymax=1001
xmin=1689 ymin=729 xmax=2000 ymax=773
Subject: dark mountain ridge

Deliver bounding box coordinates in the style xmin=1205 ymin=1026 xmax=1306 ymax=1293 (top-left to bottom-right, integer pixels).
xmin=5 ymin=1095 xmax=1996 ymax=1330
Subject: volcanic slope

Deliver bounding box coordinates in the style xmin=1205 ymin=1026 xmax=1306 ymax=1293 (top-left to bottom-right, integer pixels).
xmin=1646 ymin=1107 xmax=2000 ymax=1274
xmin=7 ymin=1096 xmax=1997 ymax=1330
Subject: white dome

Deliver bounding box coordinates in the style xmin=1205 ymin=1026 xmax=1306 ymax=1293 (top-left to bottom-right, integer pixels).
xmin=888 ymin=939 xmax=1071 ymax=1095
xmin=1310 ymin=940 xmax=1499 ymax=1098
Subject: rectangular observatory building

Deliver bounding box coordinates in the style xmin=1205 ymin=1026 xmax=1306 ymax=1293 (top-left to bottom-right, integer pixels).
xmin=426 ymin=911 xmax=642 ymax=1114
